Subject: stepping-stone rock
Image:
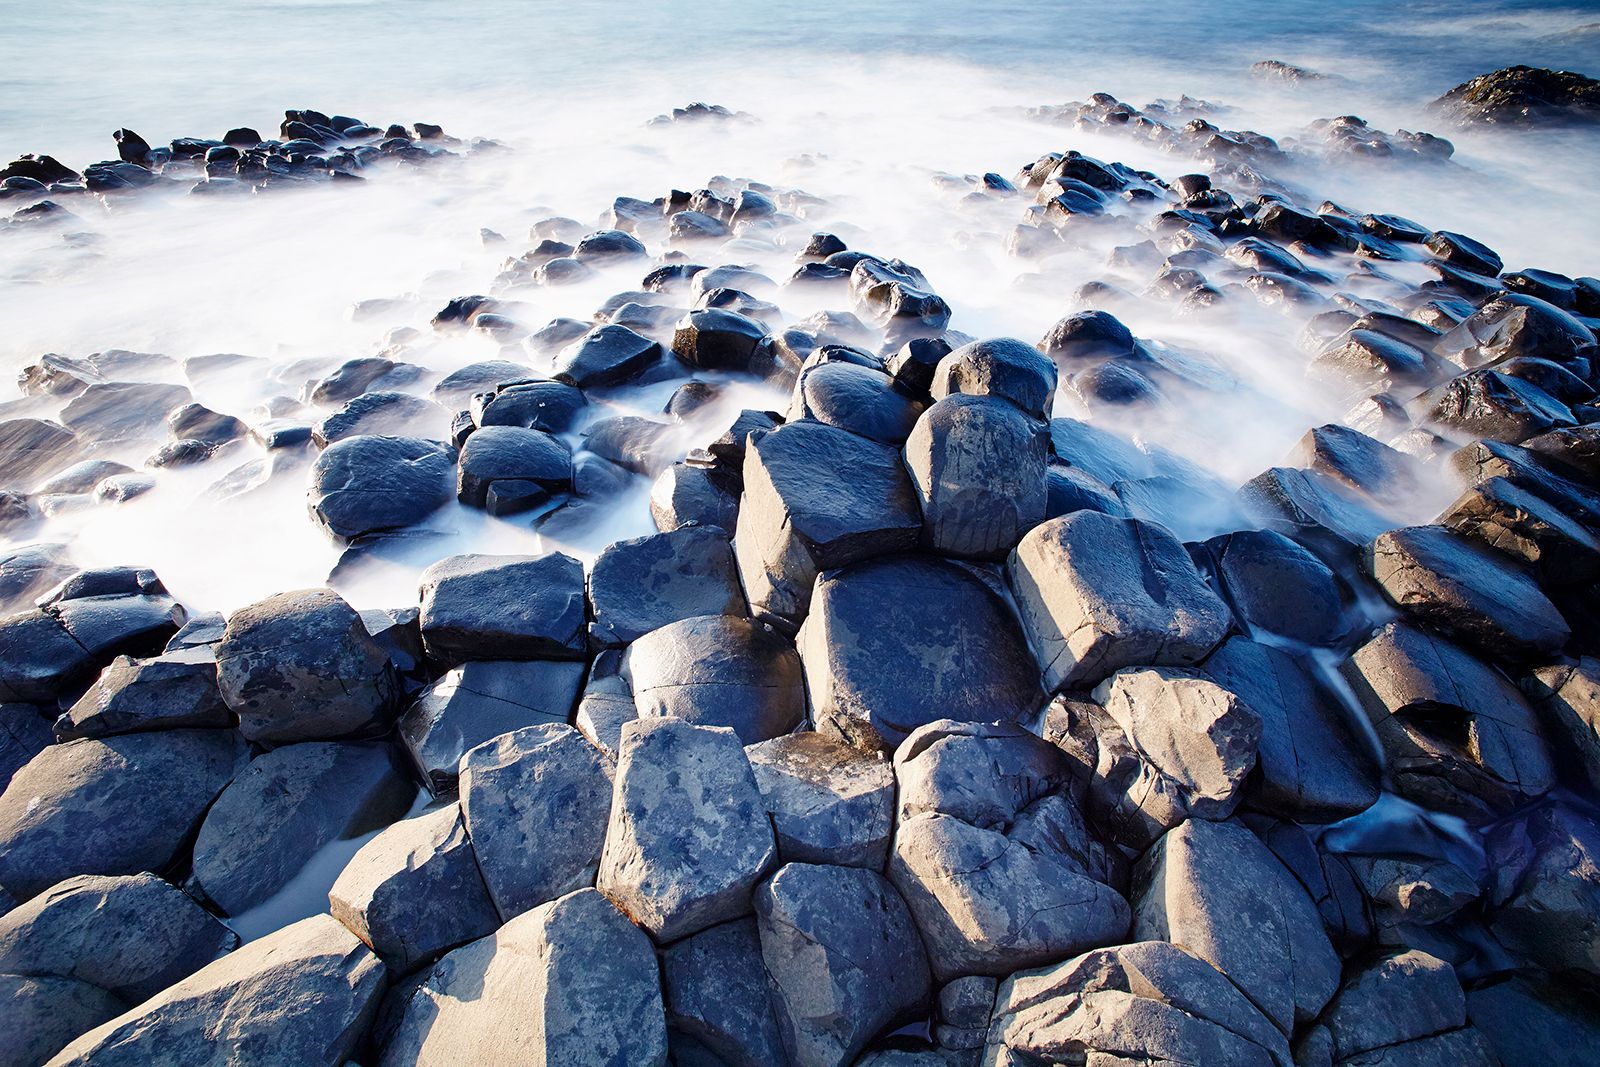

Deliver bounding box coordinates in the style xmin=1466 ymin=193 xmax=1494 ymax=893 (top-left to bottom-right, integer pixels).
xmin=1288 ymin=423 xmax=1419 ymax=505
xmin=651 ymin=462 xmax=739 ymax=532
xmin=0 ymin=543 xmax=73 ymax=614
xmin=470 ymin=379 xmax=587 ymax=432
xmin=46 ymin=914 xmax=385 ymax=1067
xmin=167 ymin=402 xmax=246 ymax=444
xmin=455 ymin=425 xmax=572 ymax=512
xmin=37 ymin=569 xmax=185 ymax=670
xmin=0 ymin=872 xmax=235 ymax=1003
xmin=800 ymin=554 xmax=1042 ymax=747
xmin=589 ymin=527 xmax=745 ymax=646
xmin=1009 ymin=511 xmax=1232 ymax=691
xmin=596 ymin=718 xmax=776 ymax=942
xmin=1201 ymin=528 xmax=1358 ymax=645
xmin=34 ymin=459 xmax=132 ymax=496
xmin=55 ymin=649 xmax=230 ymax=739
xmin=788 ymin=361 xmax=923 ymax=443
xmin=417 ymin=552 xmax=585 ymax=664
xmin=553 ymin=324 xmax=664 ymax=388
xmin=1133 ymin=818 xmax=1342 ymax=1034
xmin=1439 ymin=475 xmax=1600 ymax=586
xmin=216 ymin=588 xmax=399 ymax=745
xmin=930 ymin=337 xmax=1058 ymax=419
xmin=893 ymin=719 xmax=1074 ymax=830
xmin=0 ymin=610 xmax=101 ymax=704
xmin=983 ymin=940 xmax=1292 ymax=1067
xmin=1 ymin=974 xmax=124 ymax=1067
xmin=1521 ymin=657 xmax=1600 ymax=791
xmin=574 ymin=659 xmax=637 ymax=762
xmin=399 ymin=659 xmax=585 ymax=794
xmin=1238 ymin=466 xmax=1390 ymax=555
xmin=755 ymin=862 xmax=931 ymax=1067
xmin=312 ymin=393 xmax=446 ymax=448
xmin=433 ymin=360 xmax=529 ymax=405
xmin=1204 ymin=638 xmax=1380 ymax=821
xmin=1438 ymin=291 xmax=1595 ymax=369
xmin=1485 ymin=801 xmax=1600 ymax=977
xmin=746 ymin=731 xmax=894 ymax=868
xmin=672 ymin=309 xmax=768 ymax=372
xmin=661 ymin=918 xmax=788 ymax=1067
xmin=459 ymin=724 xmax=613 ymax=921
xmin=380 ymin=889 xmax=666 ymax=1066
xmin=0 ymin=729 xmax=247 ymax=901
xmin=905 ymin=394 xmax=1048 ymax=560
xmin=734 ymin=421 xmax=920 ymax=626
xmin=624 ymin=615 xmax=804 ymax=744
xmin=191 ymin=740 xmax=414 ymax=919
xmin=1366 ymin=524 xmax=1569 ymax=659
xmin=1308 ymin=329 xmax=1439 ymax=393
xmin=329 ymin=803 xmax=499 ymax=974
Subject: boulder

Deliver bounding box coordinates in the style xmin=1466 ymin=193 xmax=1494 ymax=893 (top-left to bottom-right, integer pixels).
xmin=1410 ymin=368 xmax=1574 ymax=443
xmin=379 ymin=889 xmax=666 ymax=1066
xmin=661 ymin=918 xmax=788 ymax=1067
xmin=0 ymin=704 xmax=51 ymax=792
xmin=755 ymin=862 xmax=931 ymax=1067
xmin=329 ymin=803 xmax=499 ymax=974
xmin=1201 ymin=528 xmax=1357 ymax=646
xmin=454 ymin=425 xmax=572 ymax=512
xmin=0 ymin=419 xmax=79 ymax=488
xmin=189 ymin=740 xmax=414 ymax=916
xmin=1366 ymin=524 xmax=1569 ymax=659
xmin=0 ymin=729 xmax=247 ymax=901
xmin=789 ymin=361 xmax=922 ymax=444
xmin=1439 ymin=476 xmax=1600 ymax=586
xmin=588 ymin=527 xmax=745 ymax=646
xmin=1467 ymin=975 xmax=1600 ymax=1067
xmin=2 ymin=974 xmax=125 ymax=1067
xmin=1318 ymin=949 xmax=1485 ymax=1064
xmin=929 ymin=338 xmax=1058 ymax=419
xmin=893 ymin=719 xmax=1074 ymax=830
xmin=399 ymin=659 xmax=585 ymax=794
xmin=746 ymin=731 xmax=894 ymax=868
xmin=417 ymin=552 xmax=586 ymax=664
xmin=734 ymin=421 xmax=921 ymax=626
xmin=624 ymin=615 xmax=804 ymax=744
xmin=1238 ymin=466 xmax=1389 ymax=556
xmin=216 ymin=589 xmax=398 ymax=745
xmin=45 ymin=914 xmax=385 ymax=1067
xmin=583 ymin=416 xmax=676 ymax=476
xmin=672 ymin=309 xmax=767 ymax=373
xmin=651 ymin=462 xmax=739 ymax=532
xmin=470 ymin=379 xmax=586 ymax=432
xmin=574 ymin=660 xmax=637 ymax=762
xmin=1287 ymin=423 xmax=1419 ymax=506
xmin=1521 ymin=658 xmax=1600 ymax=791
xmin=1132 ymin=818 xmax=1343 ymax=1034
xmin=0 ymin=872 xmax=235 ymax=1003
xmin=311 ymin=394 xmax=446 ymax=448
xmin=595 ymin=718 xmax=776 ymax=942
xmin=905 ymin=394 xmax=1048 ymax=560
xmin=1485 ymin=801 xmax=1600 ymax=976
xmin=553 ymin=324 xmax=664 ymax=388
xmin=983 ymin=940 xmax=1292 ymax=1067
xmin=60 ymin=382 xmax=191 ymax=444
xmin=1342 ymin=623 xmax=1554 ymax=817
xmin=800 ymin=555 xmax=1042 ymax=747
xmin=55 ymin=650 xmax=231 ymax=739
xmin=1008 ymin=511 xmax=1232 ymax=691
xmin=458 ymin=724 xmax=613 ymax=921
xmin=1431 ymin=65 xmax=1600 ymax=127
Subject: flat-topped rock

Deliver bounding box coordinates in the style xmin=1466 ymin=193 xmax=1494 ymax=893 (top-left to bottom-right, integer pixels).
xmin=589 ymin=526 xmax=745 ymax=646
xmin=624 ymin=614 xmax=804 ymax=744
xmin=746 ymin=731 xmax=894 ymax=868
xmin=418 ymin=552 xmax=586 ymax=664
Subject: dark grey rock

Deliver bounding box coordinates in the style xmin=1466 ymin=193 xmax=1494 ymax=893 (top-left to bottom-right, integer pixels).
xmin=1288 ymin=423 xmax=1419 ymax=506
xmin=400 ymin=659 xmax=585 ymax=795
xmin=801 ymin=554 xmax=1042 ymax=748
xmin=672 ymin=309 xmax=768 ymax=372
xmin=746 ymin=730 xmax=894 ymax=869
xmin=34 ymin=460 xmax=134 ymax=496
xmin=1238 ymin=466 xmax=1390 ymax=554
xmin=0 ymin=544 xmax=73 ymax=614
xmin=574 ymin=660 xmax=637 ymax=762
xmin=0 ymin=703 xmax=51 ymax=792
xmin=216 ymin=588 xmax=399 ymax=745
xmin=0 ymin=729 xmax=247 ymax=901
xmin=1467 ymin=975 xmax=1600 ymax=1067
xmin=455 ymin=425 xmax=572 ymax=513
xmin=56 ymin=649 xmax=230 ymax=739
xmin=1308 ymin=329 xmax=1440 ymax=393
xmin=596 ymin=718 xmax=776 ymax=942
xmin=458 ymin=723 xmax=613 ymax=921
xmin=788 ymin=360 xmax=923 ymax=444
xmin=1410 ymin=368 xmax=1575 ymax=443
xmin=312 ymin=392 xmax=446 ymax=447
xmin=60 ymin=382 xmax=191 ymax=444
xmin=624 ymin=615 xmax=804 ymax=745
xmin=583 ymin=415 xmax=676 ymax=476
xmin=167 ymin=402 xmax=246 ymax=444
xmin=661 ymin=918 xmax=787 ymax=1067
xmin=1319 ymin=949 xmax=1486 ymax=1063
xmin=189 ymin=740 xmax=414 ymax=916
xmin=1440 ymin=475 xmax=1600 ymax=585
xmin=417 ymin=552 xmax=585 ymax=664
xmin=930 ymin=337 xmax=1058 ymax=419
xmin=553 ymin=324 xmax=664 ymax=388
xmin=589 ymin=526 xmax=745 ymax=646
xmin=650 ymin=462 xmax=739 ymax=532
xmin=1202 ymin=528 xmax=1358 ymax=646
xmin=1486 ymin=801 xmax=1600 ymax=976
xmin=1521 ymin=657 xmax=1600 ymax=791
xmin=470 ymin=380 xmax=587 ymax=432
xmin=308 ymin=435 xmax=455 ymax=543
xmin=0 ymin=973 xmax=124 ymax=1067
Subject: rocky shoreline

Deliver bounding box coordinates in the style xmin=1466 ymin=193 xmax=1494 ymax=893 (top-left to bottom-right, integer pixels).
xmin=1 ymin=70 xmax=1599 ymax=1065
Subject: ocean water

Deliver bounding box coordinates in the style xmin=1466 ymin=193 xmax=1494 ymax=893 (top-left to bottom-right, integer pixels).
xmin=1 ymin=0 xmax=1598 ymax=612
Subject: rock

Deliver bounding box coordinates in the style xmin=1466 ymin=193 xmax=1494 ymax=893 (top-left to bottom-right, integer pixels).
xmin=1201 ymin=529 xmax=1357 ymax=645
xmin=661 ymin=918 xmax=787 ymax=1067
xmin=1485 ymin=801 xmax=1600 ymax=976
xmin=930 ymin=338 xmax=1058 ymax=419
xmin=583 ymin=416 xmax=676 ymax=476
xmin=1204 ymin=638 xmax=1380 ymax=821
xmin=755 ymin=862 xmax=931 ymax=1067
xmin=60 ymin=382 xmax=191 ymax=444
xmin=746 ymin=731 xmax=894 ymax=868
xmin=1318 ymin=949 xmax=1486 ymax=1064
xmin=1366 ymin=524 xmax=1569 ymax=659
xmin=788 ymin=361 xmax=923 ymax=444
xmin=417 ymin=552 xmax=585 ymax=664
xmin=651 ymin=462 xmax=740 ymax=532
xmin=34 ymin=460 xmax=133 ymax=496
xmin=166 ymin=402 xmax=245 ymax=445
xmin=0 ymin=729 xmax=246 ymax=901
xmin=471 ymin=379 xmax=586 ymax=432
xmin=906 ymin=394 xmax=1048 ymax=560
xmin=1133 ymin=818 xmax=1340 ymax=1034
xmin=190 ymin=740 xmax=414 ymax=916
xmin=0 ymin=544 xmax=73 ymax=614
xmin=0 ymin=872 xmax=235 ymax=1004
xmin=0 ymin=704 xmax=51 ymax=792
xmin=0 ymin=579 xmax=184 ymax=705
xmin=850 ymin=258 xmax=951 ymax=343
xmin=734 ymin=421 xmax=921 ymax=626
xmin=1039 ymin=310 xmax=1143 ymax=364
xmin=45 ymin=914 xmax=385 ymax=1067
xmin=1467 ymin=975 xmax=1600 ymax=1067
xmin=894 ymin=719 xmax=1073 ymax=830
xmin=458 ymin=724 xmax=613 ymax=921
xmin=1439 ymin=475 xmax=1600 ymax=585
xmin=983 ymin=940 xmax=1292 ymax=1067
xmin=1308 ymin=329 xmax=1438 ymax=393
xmin=329 ymin=803 xmax=499 ymax=974
xmin=379 ymin=889 xmax=665 ymax=1066
xmin=455 ymin=425 xmax=572 ymax=513
xmin=1438 ymin=292 xmax=1596 ymax=369
xmin=0 ymin=611 xmax=93 ymax=704
xmin=596 ymin=718 xmax=775 ymax=942
xmin=312 ymin=393 xmax=445 ymax=447
xmin=574 ymin=658 xmax=637 ymax=762
xmin=1521 ymin=658 xmax=1600 ymax=790
xmin=1288 ymin=423 xmax=1419 ymax=506
xmin=588 ymin=527 xmax=744 ymax=646
xmin=216 ymin=589 xmax=399 ymax=745
xmin=1342 ymin=623 xmax=1554 ymax=817
xmin=1008 ymin=511 xmax=1232 ymax=692
xmin=553 ymin=324 xmax=664 ymax=388
xmin=399 ymin=659 xmax=585 ymax=794
xmin=800 ymin=555 xmax=1042 ymax=747
xmin=1 ymin=974 xmax=125 ymax=1067
xmin=1238 ymin=466 xmax=1390 ymax=556
xmin=55 ymin=650 xmax=230 ymax=739
xmin=1432 ymin=65 xmax=1600 ymax=127
xmin=672 ymin=309 xmax=768 ymax=372
xmin=624 ymin=615 xmax=804 ymax=744
xmin=1410 ymin=368 xmax=1574 ymax=443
